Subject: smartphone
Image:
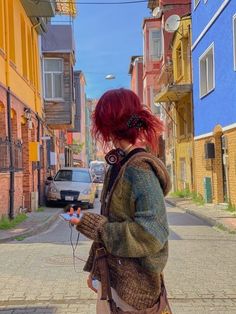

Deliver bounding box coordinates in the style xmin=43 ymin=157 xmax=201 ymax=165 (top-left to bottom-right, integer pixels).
xmin=60 ymin=213 xmax=80 ymax=221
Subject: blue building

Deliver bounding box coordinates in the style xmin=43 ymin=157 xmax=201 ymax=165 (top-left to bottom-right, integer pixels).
xmin=192 ymin=0 xmax=236 ymax=206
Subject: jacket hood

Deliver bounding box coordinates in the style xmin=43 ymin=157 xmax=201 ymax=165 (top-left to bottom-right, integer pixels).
xmin=124 ymin=152 xmax=172 ymax=196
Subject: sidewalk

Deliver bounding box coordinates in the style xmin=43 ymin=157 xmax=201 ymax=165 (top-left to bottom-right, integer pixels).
xmin=166 ymin=196 xmax=236 ymax=233
xmin=0 ymin=207 xmax=62 ymax=243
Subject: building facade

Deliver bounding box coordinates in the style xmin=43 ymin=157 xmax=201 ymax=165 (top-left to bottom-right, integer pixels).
xmin=155 ymin=17 xmax=193 ymax=192
xmin=85 ymin=98 xmax=97 ymax=165
xmin=146 ymin=0 xmax=191 ymax=163
xmin=42 ymin=24 xmax=76 ymax=171
xmin=70 ymin=71 xmax=86 ymax=166
xmin=192 ymin=0 xmax=236 ymax=205
xmin=143 ymin=17 xmax=162 ymax=112
xmin=0 ymin=0 xmax=56 ymax=216
xmin=129 ymin=56 xmax=144 ymax=104
xmin=0 ymin=0 xmax=77 ymax=217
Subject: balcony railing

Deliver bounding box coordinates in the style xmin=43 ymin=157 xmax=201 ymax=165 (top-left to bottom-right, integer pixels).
xmin=0 ymin=138 xmax=23 ymax=172
xmin=156 ymin=62 xmax=174 ymax=93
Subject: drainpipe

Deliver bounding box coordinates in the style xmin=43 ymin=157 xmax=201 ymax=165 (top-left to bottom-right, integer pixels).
xmin=7 ymin=87 xmax=14 ymax=220
xmin=4 ymin=0 xmax=14 ymax=218
xmin=37 ymin=116 xmax=41 ymax=206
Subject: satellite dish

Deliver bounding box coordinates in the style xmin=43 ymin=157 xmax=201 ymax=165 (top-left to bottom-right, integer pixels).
xmin=152 ymin=7 xmax=162 ymax=18
xmin=164 ymin=15 xmax=180 ymax=33
xmin=105 ymin=74 xmax=115 ymax=80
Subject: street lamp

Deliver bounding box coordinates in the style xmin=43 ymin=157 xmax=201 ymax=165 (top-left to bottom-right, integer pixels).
xmin=105 ymin=74 xmax=116 ymax=80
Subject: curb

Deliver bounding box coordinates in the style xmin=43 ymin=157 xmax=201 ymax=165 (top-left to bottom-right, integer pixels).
xmin=0 ymin=210 xmax=61 ymax=243
xmin=166 ymin=199 xmax=236 ymax=233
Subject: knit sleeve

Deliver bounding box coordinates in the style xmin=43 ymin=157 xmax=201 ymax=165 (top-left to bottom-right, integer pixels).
xmin=99 ymin=165 xmax=169 ymax=257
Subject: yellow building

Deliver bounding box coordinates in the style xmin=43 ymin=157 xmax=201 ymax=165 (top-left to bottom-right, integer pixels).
xmin=155 ymin=16 xmax=194 ymax=192
xmin=0 ymin=1 xmax=77 ymax=217
xmin=0 ymin=1 xmax=57 ymax=216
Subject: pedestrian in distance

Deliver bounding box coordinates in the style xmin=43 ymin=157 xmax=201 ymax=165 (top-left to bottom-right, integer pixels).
xmin=70 ymin=88 xmax=172 ymax=314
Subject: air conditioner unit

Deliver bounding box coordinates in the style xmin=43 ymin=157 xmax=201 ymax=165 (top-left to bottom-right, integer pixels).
xmin=221 ymin=135 xmax=228 ymax=150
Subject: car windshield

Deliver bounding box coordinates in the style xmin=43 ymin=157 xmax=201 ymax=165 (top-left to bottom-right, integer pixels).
xmin=54 ymin=170 xmax=91 ymax=183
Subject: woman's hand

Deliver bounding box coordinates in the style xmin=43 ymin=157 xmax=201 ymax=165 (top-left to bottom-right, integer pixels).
xmin=70 ymin=217 xmax=80 ymax=226
xmin=87 ymin=274 xmax=98 ymax=293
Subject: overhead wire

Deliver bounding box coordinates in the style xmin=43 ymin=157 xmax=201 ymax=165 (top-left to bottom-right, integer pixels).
xmin=37 ymin=0 xmax=149 ymax=5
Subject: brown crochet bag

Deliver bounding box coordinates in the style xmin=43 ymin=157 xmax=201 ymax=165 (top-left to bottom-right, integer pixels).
xmin=96 ymin=247 xmax=173 ymax=314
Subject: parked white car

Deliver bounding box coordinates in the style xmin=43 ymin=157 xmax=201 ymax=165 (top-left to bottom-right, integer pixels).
xmin=90 ymin=161 xmax=106 ymax=183
xmin=45 ymin=167 xmax=97 ymax=208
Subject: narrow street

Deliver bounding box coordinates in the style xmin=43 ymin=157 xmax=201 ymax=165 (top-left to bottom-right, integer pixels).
xmin=0 ymin=200 xmax=236 ymax=314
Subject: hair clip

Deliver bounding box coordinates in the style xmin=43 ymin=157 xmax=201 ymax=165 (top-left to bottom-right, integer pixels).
xmin=127 ymin=114 xmax=145 ymax=129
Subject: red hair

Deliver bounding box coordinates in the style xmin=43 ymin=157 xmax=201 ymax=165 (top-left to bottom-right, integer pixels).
xmin=92 ymin=88 xmax=164 ymax=152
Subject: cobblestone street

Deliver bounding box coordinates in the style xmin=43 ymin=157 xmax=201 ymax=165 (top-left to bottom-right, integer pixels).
xmin=0 ymin=202 xmax=236 ymax=314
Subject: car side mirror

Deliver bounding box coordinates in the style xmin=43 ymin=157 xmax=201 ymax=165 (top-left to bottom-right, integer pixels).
xmin=45 ymin=176 xmax=53 ymax=185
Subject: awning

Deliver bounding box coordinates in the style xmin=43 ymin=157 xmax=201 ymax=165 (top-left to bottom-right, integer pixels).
xmin=56 ymin=0 xmax=77 ymax=17
xmin=154 ymin=84 xmax=192 ymax=102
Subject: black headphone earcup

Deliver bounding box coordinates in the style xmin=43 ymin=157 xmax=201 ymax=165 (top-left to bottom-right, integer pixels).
xmin=105 ymin=148 xmax=125 ymax=165
xmin=106 ymin=153 xmax=118 ymax=165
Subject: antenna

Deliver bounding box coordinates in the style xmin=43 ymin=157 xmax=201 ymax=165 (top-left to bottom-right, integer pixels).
xmin=152 ymin=7 xmax=162 ymax=18
xmin=164 ymin=15 xmax=180 ymax=33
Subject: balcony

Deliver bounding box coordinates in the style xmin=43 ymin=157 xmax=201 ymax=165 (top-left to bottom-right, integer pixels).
xmin=21 ymin=0 xmax=56 ymax=17
xmin=44 ymin=101 xmax=75 ymax=130
xmin=156 ymin=62 xmax=174 ymax=91
xmin=155 ymin=62 xmax=192 ymax=102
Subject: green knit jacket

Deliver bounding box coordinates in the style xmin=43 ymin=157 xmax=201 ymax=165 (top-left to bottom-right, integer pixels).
xmin=77 ymin=152 xmax=171 ymax=310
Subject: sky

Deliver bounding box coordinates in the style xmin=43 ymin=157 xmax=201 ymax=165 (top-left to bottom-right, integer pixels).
xmin=62 ymin=1 xmax=150 ymax=99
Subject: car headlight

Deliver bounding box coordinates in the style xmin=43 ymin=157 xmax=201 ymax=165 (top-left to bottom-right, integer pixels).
xmin=82 ymin=189 xmax=91 ymax=195
xmin=49 ymin=185 xmax=58 ymax=193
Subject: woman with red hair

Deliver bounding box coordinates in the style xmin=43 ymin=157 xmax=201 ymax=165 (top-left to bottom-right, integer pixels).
xmin=71 ymin=88 xmax=172 ymax=313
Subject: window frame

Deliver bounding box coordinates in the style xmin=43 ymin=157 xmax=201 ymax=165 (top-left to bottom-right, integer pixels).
xmin=176 ymin=42 xmax=183 ymax=80
xmin=233 ymin=14 xmax=236 ymax=71
xmin=180 ymin=158 xmax=187 ymax=182
xmin=178 ymin=106 xmax=186 ymax=139
xmin=149 ymin=28 xmax=162 ymax=61
xmin=199 ymin=43 xmax=215 ymax=98
xmin=43 ymin=58 xmax=64 ymax=101
xmin=194 ymin=0 xmax=200 ymax=10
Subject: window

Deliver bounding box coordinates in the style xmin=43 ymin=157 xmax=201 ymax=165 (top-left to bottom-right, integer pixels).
xmin=186 ymin=104 xmax=192 ymax=135
xmin=150 ymin=29 xmax=162 ymax=60
xmin=0 ymin=0 xmax=4 ymax=50
xmin=28 ymin=27 xmax=34 ymax=84
xmin=21 ymin=16 xmax=27 ymax=78
xmin=233 ymin=14 xmax=236 ymax=71
xmin=176 ymin=44 xmax=183 ymax=79
xmin=199 ymin=44 xmax=215 ymax=97
xmin=180 ymin=158 xmax=186 ymax=182
xmin=8 ymin=0 xmax=15 ymax=62
xmin=43 ymin=58 xmax=64 ymax=100
xmin=178 ymin=107 xmax=185 ymax=138
xmin=194 ymin=0 xmax=200 ymax=9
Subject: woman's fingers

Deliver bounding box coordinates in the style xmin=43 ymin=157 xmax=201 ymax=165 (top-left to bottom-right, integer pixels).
xmin=70 ymin=217 xmax=80 ymax=225
xmin=87 ymin=275 xmax=97 ymax=293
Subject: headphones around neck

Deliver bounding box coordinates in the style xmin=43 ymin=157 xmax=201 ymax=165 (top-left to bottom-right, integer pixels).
xmin=105 ymin=148 xmax=126 ymax=165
